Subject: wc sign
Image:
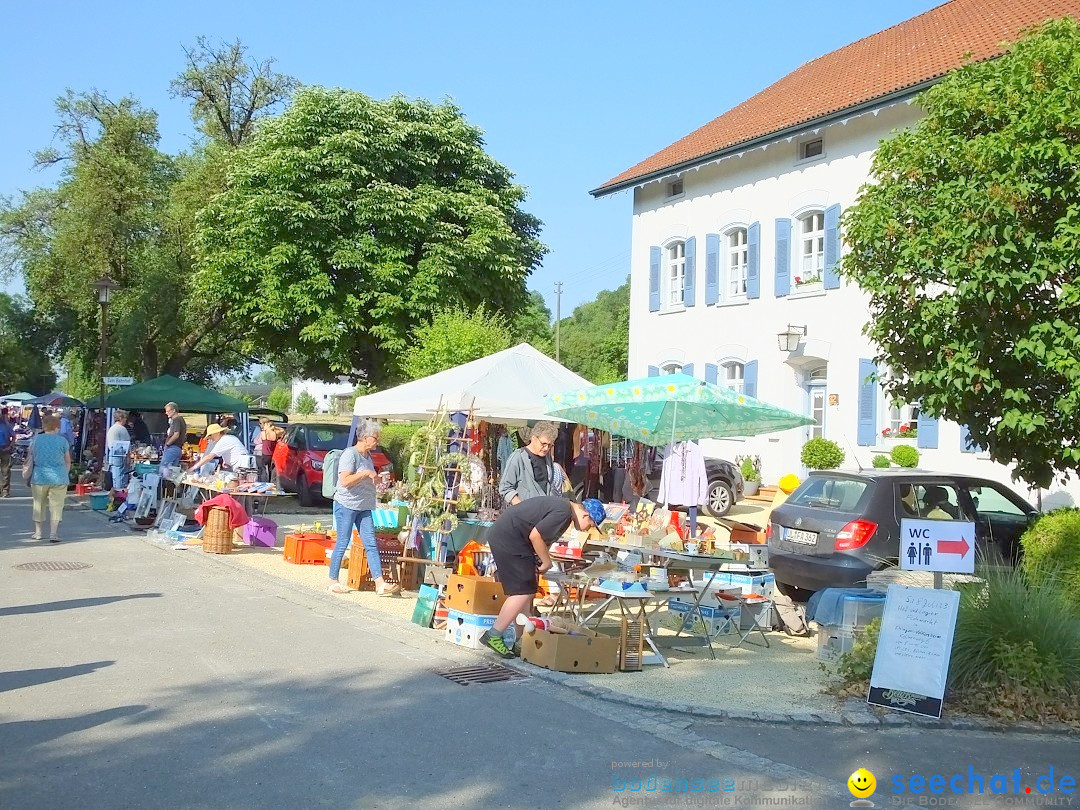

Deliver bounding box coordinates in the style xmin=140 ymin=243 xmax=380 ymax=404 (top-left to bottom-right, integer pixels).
xmin=900 ymin=519 xmax=976 ymax=574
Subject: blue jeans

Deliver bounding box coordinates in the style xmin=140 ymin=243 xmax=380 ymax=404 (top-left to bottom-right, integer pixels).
xmin=161 ymin=445 xmax=181 ymax=470
xmin=330 ymin=501 xmax=378 ymax=581
xmin=110 ymin=465 xmax=129 ymax=492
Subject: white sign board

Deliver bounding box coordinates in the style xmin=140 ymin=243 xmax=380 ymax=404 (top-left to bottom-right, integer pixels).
xmin=868 ymin=584 xmax=960 ymax=718
xmin=103 ymin=376 xmax=135 ymax=386
xmin=899 ymin=518 xmax=976 ymax=574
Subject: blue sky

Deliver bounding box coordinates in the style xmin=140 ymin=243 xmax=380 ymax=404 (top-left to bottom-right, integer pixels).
xmin=1 ymin=0 xmax=942 ymax=314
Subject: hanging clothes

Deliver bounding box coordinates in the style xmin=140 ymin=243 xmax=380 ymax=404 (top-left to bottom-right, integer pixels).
xmin=657 ymin=441 xmax=708 ymax=507
xmin=496 ymin=432 xmax=513 ymax=474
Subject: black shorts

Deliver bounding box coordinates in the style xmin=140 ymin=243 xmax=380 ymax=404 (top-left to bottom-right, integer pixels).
xmin=491 ymin=545 xmax=539 ymax=597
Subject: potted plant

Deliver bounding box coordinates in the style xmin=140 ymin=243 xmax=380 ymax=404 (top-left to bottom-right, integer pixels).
xmin=736 ymin=454 xmax=762 ymax=497
xmin=881 ymin=425 xmax=918 ymax=446
xmin=800 ymin=437 xmax=844 ymax=470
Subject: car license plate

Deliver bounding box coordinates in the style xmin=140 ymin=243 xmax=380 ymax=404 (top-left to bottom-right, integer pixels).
xmin=786 ymin=528 xmax=818 ymax=545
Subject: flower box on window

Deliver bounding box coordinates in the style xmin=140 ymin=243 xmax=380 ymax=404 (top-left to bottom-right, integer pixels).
xmin=881 ymin=427 xmax=917 ymax=446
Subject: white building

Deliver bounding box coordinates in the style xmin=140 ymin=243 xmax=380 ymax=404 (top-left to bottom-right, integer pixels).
xmin=291 ymin=378 xmax=355 ymax=414
xmin=592 ymin=0 xmax=1080 ymax=509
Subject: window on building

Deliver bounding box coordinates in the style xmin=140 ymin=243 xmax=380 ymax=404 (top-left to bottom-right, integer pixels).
xmin=796 ymin=211 xmax=825 ymax=286
xmin=666 ymin=179 xmax=684 ymax=198
xmin=799 ymin=138 xmax=824 ymax=161
xmin=666 ymin=241 xmax=686 ymax=307
xmin=888 ymin=402 xmax=920 ymax=435
xmin=726 ymin=228 xmax=748 ymax=297
xmin=660 ymin=362 xmax=683 ymax=376
xmin=720 ymin=361 xmax=744 ymax=393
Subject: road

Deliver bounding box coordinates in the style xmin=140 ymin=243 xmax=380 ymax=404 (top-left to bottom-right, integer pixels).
xmin=0 ymin=473 xmax=1076 ymax=809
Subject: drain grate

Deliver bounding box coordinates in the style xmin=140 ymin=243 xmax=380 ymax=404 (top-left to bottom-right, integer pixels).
xmin=13 ymin=561 xmax=93 ymax=572
xmin=435 ymin=663 xmax=529 ymax=686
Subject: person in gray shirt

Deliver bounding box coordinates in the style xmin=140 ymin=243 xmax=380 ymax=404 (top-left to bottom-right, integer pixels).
xmin=498 ymin=421 xmax=563 ymax=506
xmin=327 ymin=419 xmax=400 ymax=596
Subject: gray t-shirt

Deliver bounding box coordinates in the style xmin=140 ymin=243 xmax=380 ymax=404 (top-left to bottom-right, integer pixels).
xmin=334 ymin=447 xmax=376 ymax=511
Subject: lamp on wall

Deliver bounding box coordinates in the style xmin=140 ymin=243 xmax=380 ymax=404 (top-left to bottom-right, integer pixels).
xmin=777 ymin=324 xmax=807 ymax=352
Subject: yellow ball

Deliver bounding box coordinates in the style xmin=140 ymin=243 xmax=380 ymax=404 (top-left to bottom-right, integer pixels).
xmin=847 ymin=768 xmax=876 ymax=798
xmin=778 ymin=473 xmax=801 ymax=494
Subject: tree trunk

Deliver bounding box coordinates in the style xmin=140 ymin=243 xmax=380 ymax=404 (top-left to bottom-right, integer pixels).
xmin=161 ymin=307 xmax=229 ymax=375
xmin=141 ymin=340 xmax=159 ymax=380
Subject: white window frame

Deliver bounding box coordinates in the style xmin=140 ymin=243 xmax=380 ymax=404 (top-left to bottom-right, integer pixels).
xmin=664 ymin=239 xmax=687 ymax=310
xmin=795 ymin=211 xmax=825 ymax=288
xmin=719 ymin=360 xmax=744 ymax=393
xmin=888 ymin=402 xmax=920 ymax=434
xmin=795 ymin=135 xmax=826 ymax=165
xmin=659 ymin=362 xmax=684 ymax=376
xmin=725 ymin=227 xmax=748 ymax=299
xmin=665 ymin=178 xmax=684 ymax=199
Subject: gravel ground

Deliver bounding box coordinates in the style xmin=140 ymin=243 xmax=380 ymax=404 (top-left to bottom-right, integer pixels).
xmin=216 ymin=507 xmax=839 ymax=717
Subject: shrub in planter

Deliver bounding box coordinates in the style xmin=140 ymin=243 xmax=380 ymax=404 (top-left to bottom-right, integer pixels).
xmin=1020 ymin=508 xmax=1080 ymax=610
xmin=800 ymin=438 xmax=844 ymax=470
xmin=948 ymin=566 xmax=1080 ymax=723
xmin=871 ymin=455 xmax=891 ymax=469
xmin=834 ymin=617 xmax=881 ymax=684
xmin=890 ymin=444 xmax=919 ymax=468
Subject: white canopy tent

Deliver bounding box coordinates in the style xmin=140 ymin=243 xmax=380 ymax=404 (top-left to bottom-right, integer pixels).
xmin=352 ymin=343 xmax=593 ymax=424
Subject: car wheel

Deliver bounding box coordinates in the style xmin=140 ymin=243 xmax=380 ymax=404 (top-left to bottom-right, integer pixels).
xmin=775 ymin=581 xmax=814 ymax=602
xmin=703 ymin=480 xmax=734 ymax=517
xmin=297 ymin=472 xmax=314 ymax=507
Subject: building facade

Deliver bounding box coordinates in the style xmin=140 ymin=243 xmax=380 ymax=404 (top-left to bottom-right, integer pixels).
xmin=594 ymin=0 xmax=1080 ymax=508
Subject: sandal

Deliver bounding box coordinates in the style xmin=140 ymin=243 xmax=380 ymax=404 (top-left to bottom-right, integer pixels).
xmin=48 ymin=537 xmax=60 ymax=544
xmin=327 ymin=582 xmax=350 ymax=595
xmin=377 ymin=583 xmax=402 ymax=597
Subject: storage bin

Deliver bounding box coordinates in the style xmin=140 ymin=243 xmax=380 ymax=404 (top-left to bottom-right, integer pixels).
xmin=283 ymin=532 xmax=334 ymax=565
xmin=816 ymin=625 xmax=859 ymax=662
xmin=134 ymin=462 xmax=159 ymax=477
xmin=839 ymin=592 xmax=886 ymax=631
xmin=88 ymin=492 xmax=111 ymax=511
xmin=244 ymin=516 xmax=278 ymax=548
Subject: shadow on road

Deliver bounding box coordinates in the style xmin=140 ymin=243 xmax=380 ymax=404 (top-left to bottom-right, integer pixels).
xmin=0 ymin=593 xmax=163 ymax=617
xmin=0 ymin=661 xmax=116 ymax=693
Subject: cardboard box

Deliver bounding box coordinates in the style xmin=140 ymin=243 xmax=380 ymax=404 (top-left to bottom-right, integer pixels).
xmin=444 ymin=608 xmax=499 ymax=649
xmin=705 ymin=571 xmax=775 ymax=597
xmin=445 ymin=574 xmax=506 ymax=614
xmin=718 ymin=518 xmax=767 ymax=545
xmin=663 ymin=600 xmax=731 ymax=635
xmin=520 ymin=627 xmax=619 ymax=674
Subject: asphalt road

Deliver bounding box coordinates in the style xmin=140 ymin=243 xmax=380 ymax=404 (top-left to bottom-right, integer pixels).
xmin=0 ymin=472 xmax=1075 ymax=810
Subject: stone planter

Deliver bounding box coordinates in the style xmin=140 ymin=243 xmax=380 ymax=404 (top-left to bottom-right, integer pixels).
xmin=743 ymin=480 xmax=761 ymax=497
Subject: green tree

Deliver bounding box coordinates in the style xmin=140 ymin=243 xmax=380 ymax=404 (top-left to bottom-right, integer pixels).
xmin=556 ymin=279 xmax=629 ymax=384
xmin=401 ymin=306 xmax=514 ymax=380
xmin=56 ymin=352 xmax=101 ymax=402
xmin=513 ymin=291 xmax=554 ymax=355
xmin=194 ymin=87 xmax=546 ymax=386
xmin=841 ymin=19 xmax=1080 ymax=487
xmin=295 ymin=390 xmax=316 ymax=415
xmin=0 ymin=293 xmax=56 ymax=394
xmin=267 ymin=386 xmax=292 ymax=413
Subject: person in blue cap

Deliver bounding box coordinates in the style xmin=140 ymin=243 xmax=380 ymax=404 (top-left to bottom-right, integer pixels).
xmin=480 ymin=496 xmax=606 ymax=658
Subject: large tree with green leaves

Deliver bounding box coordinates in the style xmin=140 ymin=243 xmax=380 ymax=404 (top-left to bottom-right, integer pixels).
xmin=841 ymin=19 xmax=1080 ymax=487
xmin=0 ymin=293 xmax=56 ymax=394
xmin=401 ymin=306 xmax=515 ymax=381
xmin=194 ymin=87 xmax=546 ymax=386
xmin=556 ymin=279 xmax=629 ymax=384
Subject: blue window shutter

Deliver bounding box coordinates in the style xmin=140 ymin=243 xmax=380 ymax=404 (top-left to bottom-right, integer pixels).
xmin=857 ymin=359 xmax=878 ymax=446
xmin=917 ymin=411 xmax=939 ymax=449
xmin=824 ymin=204 xmax=841 ymax=290
xmin=960 ymin=425 xmax=975 ymax=453
xmin=705 ymin=234 xmax=720 ymax=306
xmin=649 ymin=247 xmax=661 ymax=312
xmin=743 ymin=360 xmax=758 ymax=399
xmin=683 ymin=237 xmax=696 ymax=307
xmin=774 ymin=218 xmax=791 ymax=297
xmin=682 ymin=363 xmax=695 ymax=379
xmin=747 ymin=222 xmax=761 ymax=299
xmin=647 ymin=365 xmax=659 ymax=377
xmin=705 ymin=363 xmax=718 ymax=384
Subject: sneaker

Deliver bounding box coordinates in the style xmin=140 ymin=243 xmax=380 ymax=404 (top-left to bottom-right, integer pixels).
xmin=480 ymin=630 xmax=516 ymax=659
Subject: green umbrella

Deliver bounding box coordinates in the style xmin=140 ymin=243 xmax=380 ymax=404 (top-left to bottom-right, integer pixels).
xmin=545 ymin=373 xmax=813 ymax=446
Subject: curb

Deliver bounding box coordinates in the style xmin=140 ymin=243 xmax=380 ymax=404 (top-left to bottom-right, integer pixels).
xmin=114 ymin=515 xmax=1078 ymax=738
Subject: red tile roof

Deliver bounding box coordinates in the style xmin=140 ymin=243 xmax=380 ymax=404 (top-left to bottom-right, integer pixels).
xmin=593 ymin=0 xmax=1080 ymax=196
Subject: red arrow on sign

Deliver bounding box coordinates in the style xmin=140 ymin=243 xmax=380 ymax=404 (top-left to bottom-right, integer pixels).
xmin=937 ymin=537 xmax=970 ymax=556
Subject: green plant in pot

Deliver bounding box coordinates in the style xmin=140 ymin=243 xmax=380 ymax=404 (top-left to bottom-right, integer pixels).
xmin=800 ymin=438 xmax=844 ymax=470
xmin=455 ymin=491 xmax=476 ymax=517
xmin=736 ymin=454 xmax=762 ymax=496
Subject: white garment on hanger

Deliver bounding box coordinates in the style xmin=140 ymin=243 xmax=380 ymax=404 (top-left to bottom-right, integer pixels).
xmin=657 ymin=441 xmax=708 ymax=506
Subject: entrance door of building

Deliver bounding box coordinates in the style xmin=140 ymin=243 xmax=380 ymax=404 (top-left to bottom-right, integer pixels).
xmin=805 ymin=365 xmax=828 ymax=442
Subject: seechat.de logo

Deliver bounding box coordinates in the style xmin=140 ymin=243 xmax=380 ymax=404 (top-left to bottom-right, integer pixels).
xmin=848 ymin=768 xmax=877 ymax=807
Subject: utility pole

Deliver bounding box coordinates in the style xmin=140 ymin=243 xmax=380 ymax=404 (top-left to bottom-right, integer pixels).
xmin=554 ymin=281 xmax=563 ymax=362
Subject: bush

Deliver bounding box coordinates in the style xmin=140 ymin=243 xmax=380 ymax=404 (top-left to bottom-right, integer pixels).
xmin=267 ymin=387 xmax=292 ymax=413
xmin=949 ymin=566 xmax=1080 ymax=723
xmin=835 ymin=617 xmax=881 ymax=684
xmin=1021 ymin=508 xmax=1080 ymax=610
xmin=736 ymin=454 xmax=761 ymax=482
xmin=871 ymin=454 xmax=891 ymax=469
xmin=295 ymin=390 xmax=316 ymax=415
xmin=800 ymin=438 xmax=844 ymax=469
xmin=380 ymin=423 xmax=423 ymax=476
xmin=890 ymin=444 xmax=919 ymax=468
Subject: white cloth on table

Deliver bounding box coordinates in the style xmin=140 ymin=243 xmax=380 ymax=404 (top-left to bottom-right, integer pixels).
xmin=657 ymin=441 xmax=708 ymax=507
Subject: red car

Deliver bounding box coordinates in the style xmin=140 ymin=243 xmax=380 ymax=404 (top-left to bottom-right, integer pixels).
xmin=272 ymin=423 xmax=394 ymax=506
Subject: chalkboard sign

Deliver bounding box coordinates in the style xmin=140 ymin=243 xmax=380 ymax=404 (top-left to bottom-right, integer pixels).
xmin=868 ymin=584 xmax=960 ymax=718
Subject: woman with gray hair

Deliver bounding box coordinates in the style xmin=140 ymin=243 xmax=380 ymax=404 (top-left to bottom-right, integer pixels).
xmin=498 ymin=421 xmax=563 ymax=505
xmin=327 ymin=419 xmax=399 ymax=596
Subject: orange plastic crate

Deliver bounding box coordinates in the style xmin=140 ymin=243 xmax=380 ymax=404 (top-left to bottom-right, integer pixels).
xmin=283 ymin=532 xmax=334 ymax=565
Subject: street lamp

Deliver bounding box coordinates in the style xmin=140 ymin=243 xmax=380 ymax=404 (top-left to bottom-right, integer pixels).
xmin=93 ymin=275 xmax=119 ymax=477
xmin=776 ymin=324 xmax=807 ymax=352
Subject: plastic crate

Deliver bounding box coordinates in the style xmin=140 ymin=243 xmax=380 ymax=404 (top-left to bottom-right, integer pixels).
xmin=839 ymin=593 xmax=886 ymax=631
xmin=88 ymin=492 xmax=111 ymax=511
xmin=816 ymin=625 xmax=859 ymax=662
xmin=283 ymin=532 xmax=334 ymax=565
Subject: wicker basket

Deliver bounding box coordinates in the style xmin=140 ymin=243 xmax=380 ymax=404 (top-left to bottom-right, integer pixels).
xmin=202 ymin=507 xmax=233 ymax=555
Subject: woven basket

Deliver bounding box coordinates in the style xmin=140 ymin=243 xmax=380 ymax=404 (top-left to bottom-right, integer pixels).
xmin=203 ymin=507 xmax=233 ymax=555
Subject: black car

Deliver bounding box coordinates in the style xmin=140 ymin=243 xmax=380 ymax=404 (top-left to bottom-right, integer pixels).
xmin=645 ymin=455 xmax=744 ymax=518
xmin=767 ymin=470 xmax=1037 ymax=595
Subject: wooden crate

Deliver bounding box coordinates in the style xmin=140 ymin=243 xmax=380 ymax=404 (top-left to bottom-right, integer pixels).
xmin=346 ymin=537 xmax=404 ymax=590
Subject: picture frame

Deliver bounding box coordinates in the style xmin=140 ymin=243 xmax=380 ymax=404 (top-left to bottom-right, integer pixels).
xmin=134 ymin=490 xmax=154 ymax=519
xmin=155 ymin=499 xmax=177 ymax=529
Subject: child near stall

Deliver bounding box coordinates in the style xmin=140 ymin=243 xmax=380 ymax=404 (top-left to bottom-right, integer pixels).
xmin=479 ymin=496 xmax=607 ymax=658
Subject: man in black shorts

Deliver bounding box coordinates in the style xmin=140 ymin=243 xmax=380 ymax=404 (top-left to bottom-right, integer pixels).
xmin=480 ymin=496 xmax=607 ymax=658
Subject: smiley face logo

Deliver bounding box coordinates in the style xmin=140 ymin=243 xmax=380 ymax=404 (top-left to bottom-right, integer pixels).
xmin=847 ymin=768 xmax=876 ymax=798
